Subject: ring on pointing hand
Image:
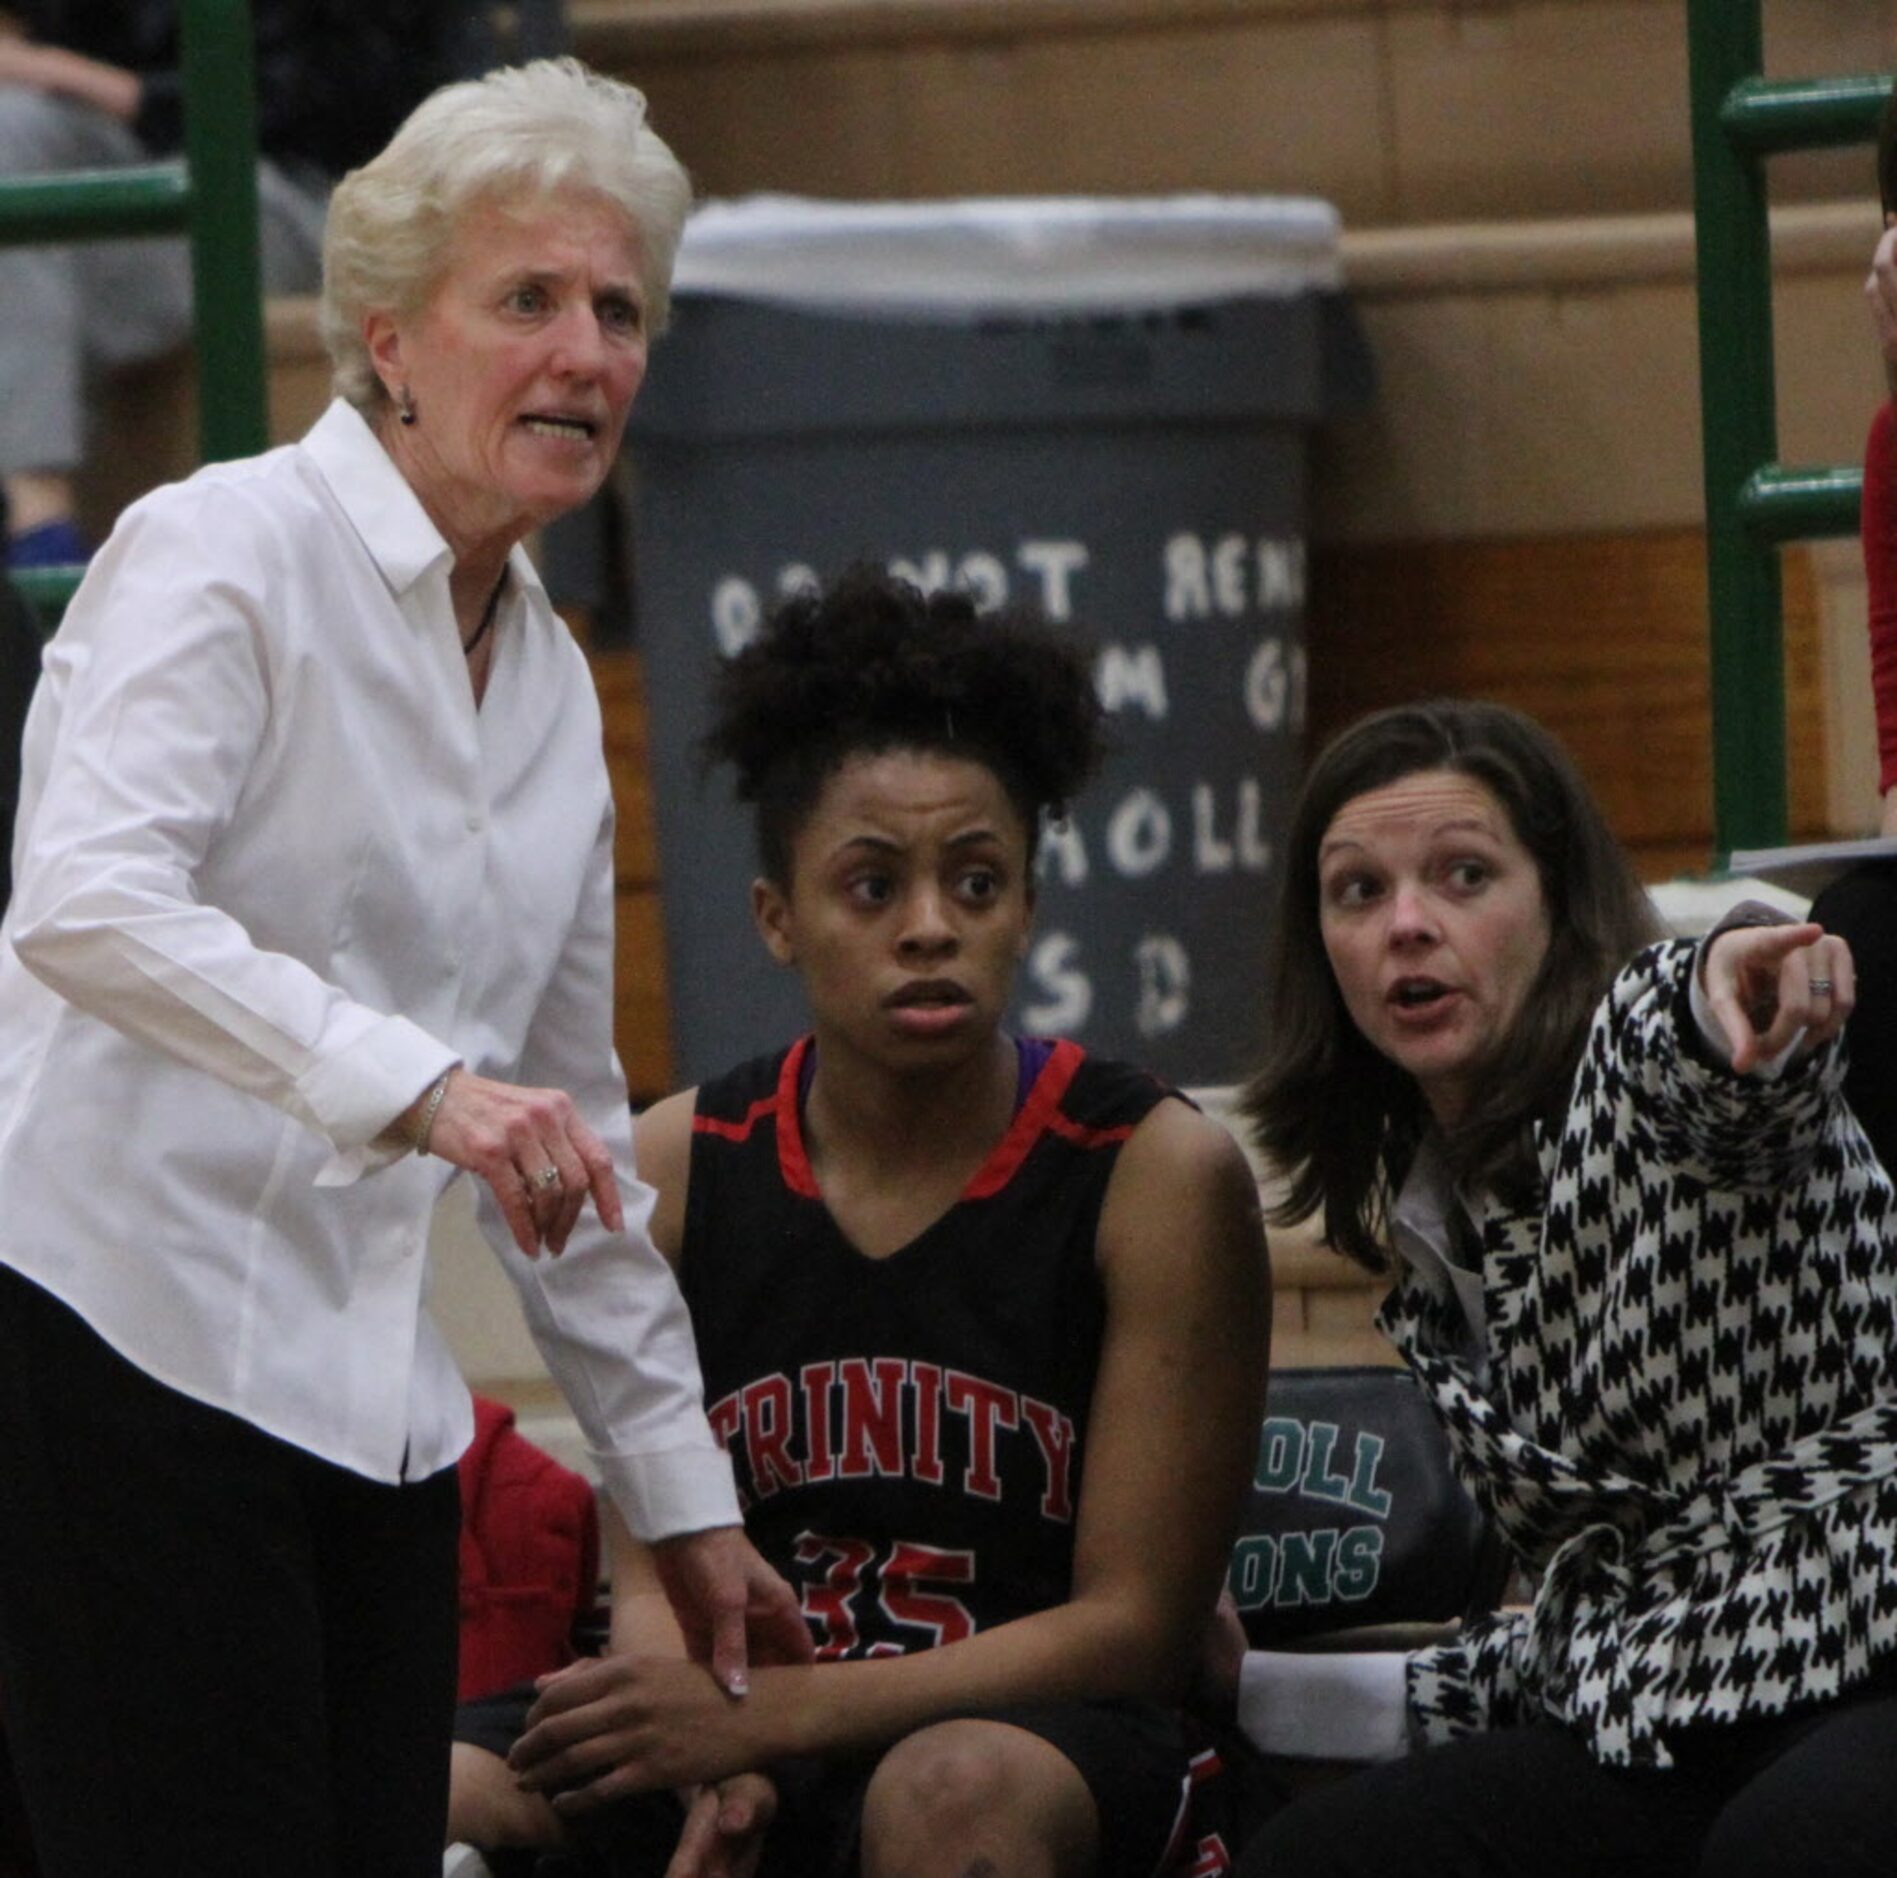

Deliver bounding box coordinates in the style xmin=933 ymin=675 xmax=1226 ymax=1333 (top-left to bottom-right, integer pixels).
xmin=532 ymin=1165 xmax=561 ymax=1190
xmin=1809 ymin=978 xmax=1834 ymax=997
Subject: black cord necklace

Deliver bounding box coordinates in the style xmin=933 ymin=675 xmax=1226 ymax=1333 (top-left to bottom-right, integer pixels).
xmin=461 ymin=580 xmax=502 ymax=658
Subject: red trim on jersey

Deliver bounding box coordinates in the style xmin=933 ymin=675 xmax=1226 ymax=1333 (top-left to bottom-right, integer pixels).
xmin=727 ymin=1034 xmax=1135 ymax=1207
xmin=688 ymin=1040 xmax=820 ymax=1198
xmin=1045 ymin=1108 xmax=1139 ymax=1152
xmin=962 ymin=1038 xmax=1090 ymax=1200
xmin=773 ymin=1036 xmax=822 ymax=1198
xmin=1154 ymin=1768 xmax=1205 ymax=1876
xmin=691 ymin=1094 xmax=780 ymax=1144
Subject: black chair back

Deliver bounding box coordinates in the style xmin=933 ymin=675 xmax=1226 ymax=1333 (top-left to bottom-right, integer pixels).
xmin=1229 ymin=1366 xmax=1503 ymax=1645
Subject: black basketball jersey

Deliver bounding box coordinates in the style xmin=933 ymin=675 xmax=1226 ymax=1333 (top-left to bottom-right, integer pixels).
xmin=678 ymin=1036 xmax=1175 ymax=1661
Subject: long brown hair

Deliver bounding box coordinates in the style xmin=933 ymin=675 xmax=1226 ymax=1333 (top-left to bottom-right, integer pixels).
xmin=1240 ymin=700 xmax=1664 ymax=1269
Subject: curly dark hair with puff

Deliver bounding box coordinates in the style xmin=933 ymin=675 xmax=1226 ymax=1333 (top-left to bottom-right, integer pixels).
xmin=1240 ymin=698 xmax=1665 ymax=1271
xmin=703 ymin=568 xmax=1106 ymax=887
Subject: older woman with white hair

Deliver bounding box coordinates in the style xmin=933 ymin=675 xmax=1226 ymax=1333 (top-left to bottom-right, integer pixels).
xmin=0 ymin=58 xmax=803 ymax=1878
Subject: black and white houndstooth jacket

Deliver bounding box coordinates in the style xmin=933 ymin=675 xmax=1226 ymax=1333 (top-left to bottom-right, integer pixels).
xmin=1384 ymin=939 xmax=1897 ymax=1768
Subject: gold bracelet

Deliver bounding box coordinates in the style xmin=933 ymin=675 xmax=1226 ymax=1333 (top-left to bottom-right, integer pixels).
xmin=412 ymin=1070 xmax=453 ymax=1155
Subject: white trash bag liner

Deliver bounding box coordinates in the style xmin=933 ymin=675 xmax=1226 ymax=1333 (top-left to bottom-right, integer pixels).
xmin=671 ymin=193 xmax=1342 ymax=320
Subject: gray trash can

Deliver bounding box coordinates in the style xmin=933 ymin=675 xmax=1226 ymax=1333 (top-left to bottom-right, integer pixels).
xmin=627 ymin=195 xmax=1369 ymax=1088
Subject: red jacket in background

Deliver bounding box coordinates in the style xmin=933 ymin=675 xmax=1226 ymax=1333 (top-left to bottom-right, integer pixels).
xmin=456 ymin=1396 xmax=600 ymax=1704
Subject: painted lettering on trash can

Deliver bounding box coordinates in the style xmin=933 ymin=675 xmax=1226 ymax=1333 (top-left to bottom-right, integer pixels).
xmin=625 ymin=263 xmax=1359 ymax=1088
xmin=1229 ymin=1417 xmax=1394 ymax=1615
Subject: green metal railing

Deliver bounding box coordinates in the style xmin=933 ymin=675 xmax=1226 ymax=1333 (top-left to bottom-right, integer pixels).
xmin=1687 ymin=3 xmax=1890 ymax=854
xmin=4 ymin=0 xmax=267 ymax=624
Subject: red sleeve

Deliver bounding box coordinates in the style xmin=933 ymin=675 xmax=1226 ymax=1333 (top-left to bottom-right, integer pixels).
xmin=1862 ymin=401 xmax=1897 ymax=794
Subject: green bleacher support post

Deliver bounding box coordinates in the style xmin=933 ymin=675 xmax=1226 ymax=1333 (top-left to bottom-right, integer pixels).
xmin=1686 ymin=0 xmax=1896 ymax=859
xmin=1738 ymin=465 xmax=1863 ymax=545
xmin=1688 ymin=1 xmax=1788 ymax=856
xmin=182 ymin=0 xmax=268 ymax=464
xmin=1721 ymin=74 xmax=1892 ymax=157
xmin=0 ymin=165 xmax=190 ymax=243
xmin=10 ymin=567 xmax=81 ymax=621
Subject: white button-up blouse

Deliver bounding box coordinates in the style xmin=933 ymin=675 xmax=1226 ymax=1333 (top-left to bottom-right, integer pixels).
xmin=0 ymin=399 xmax=738 ymax=1540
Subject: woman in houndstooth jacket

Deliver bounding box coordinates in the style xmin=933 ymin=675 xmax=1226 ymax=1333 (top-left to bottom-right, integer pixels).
xmin=1233 ymin=699 xmax=1897 ymax=1878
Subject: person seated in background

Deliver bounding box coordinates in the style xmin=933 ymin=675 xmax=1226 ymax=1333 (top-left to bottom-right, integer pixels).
xmin=456 ymin=570 xmax=1270 ymax=1878
xmin=0 ymin=0 xmax=460 ymax=569
xmin=450 ymin=1397 xmax=604 ymax=1869
xmin=1825 ymin=79 xmax=1897 ymax=1175
xmin=457 ymin=1397 xmax=604 ymax=1733
xmin=1230 ymin=699 xmax=1897 ymax=1878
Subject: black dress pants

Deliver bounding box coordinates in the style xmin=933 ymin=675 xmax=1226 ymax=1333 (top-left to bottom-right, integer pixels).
xmin=1235 ymin=1664 xmax=1897 ymax=1878
xmin=0 ymin=1264 xmax=461 ymax=1878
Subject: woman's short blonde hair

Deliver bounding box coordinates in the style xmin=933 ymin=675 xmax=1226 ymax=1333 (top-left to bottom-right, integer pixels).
xmin=321 ymin=58 xmax=692 ymax=415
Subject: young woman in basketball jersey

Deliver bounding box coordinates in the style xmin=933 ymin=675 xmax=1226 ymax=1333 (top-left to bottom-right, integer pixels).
xmin=505 ymin=569 xmax=1270 ymax=1878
